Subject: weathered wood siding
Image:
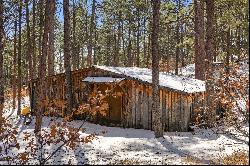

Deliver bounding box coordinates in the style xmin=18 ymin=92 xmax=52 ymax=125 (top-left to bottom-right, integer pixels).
xmin=30 ymin=67 xmax=199 ymax=132
xmin=122 ymin=81 xmax=194 ymax=132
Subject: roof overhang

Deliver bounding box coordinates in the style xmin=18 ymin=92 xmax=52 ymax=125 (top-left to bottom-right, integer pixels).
xmin=82 ymin=76 xmax=125 ymax=83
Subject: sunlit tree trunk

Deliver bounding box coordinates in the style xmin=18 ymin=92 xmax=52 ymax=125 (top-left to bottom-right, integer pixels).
xmin=205 ymin=0 xmax=216 ymax=126
xmin=151 ymin=0 xmax=163 ymax=138
xmin=12 ymin=20 xmax=17 ymax=109
xmin=0 ymin=0 xmax=4 ymax=116
xmin=17 ymin=0 xmax=23 ymax=115
xmin=194 ymin=0 xmax=206 ymax=80
xmin=63 ymin=0 xmax=73 ymax=116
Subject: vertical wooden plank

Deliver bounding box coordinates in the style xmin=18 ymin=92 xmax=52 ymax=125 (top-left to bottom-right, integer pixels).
xmin=128 ymin=83 xmax=133 ymax=127
xmin=131 ymin=82 xmax=136 ymax=128
xmin=172 ymin=92 xmax=177 ymax=132
xmin=143 ymin=85 xmax=148 ymax=129
xmin=135 ymin=84 xmax=141 ymax=128
xmin=148 ymin=87 xmax=152 ymax=130
xmin=165 ymin=91 xmax=169 ymax=131
xmin=180 ymin=94 xmax=184 ymax=131
xmin=140 ymin=85 xmax=144 ymax=128
xmin=159 ymin=90 xmax=163 ymax=131
xmin=183 ymin=95 xmax=189 ymax=131
xmin=162 ymin=90 xmax=166 ymax=131
xmin=169 ymin=92 xmax=173 ymax=131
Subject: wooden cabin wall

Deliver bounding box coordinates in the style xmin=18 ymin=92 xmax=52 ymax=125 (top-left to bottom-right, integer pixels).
xmin=30 ymin=69 xmax=90 ymax=116
xmin=123 ymin=80 xmax=193 ymax=132
xmin=30 ymin=68 xmax=196 ymax=132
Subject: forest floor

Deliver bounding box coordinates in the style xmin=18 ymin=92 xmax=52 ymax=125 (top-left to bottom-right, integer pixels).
xmin=1 ymin=97 xmax=249 ymax=165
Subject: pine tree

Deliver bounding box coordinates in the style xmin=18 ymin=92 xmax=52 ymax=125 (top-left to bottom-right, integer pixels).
xmin=151 ymin=0 xmax=163 ymax=138
xmin=63 ymin=0 xmax=73 ymax=116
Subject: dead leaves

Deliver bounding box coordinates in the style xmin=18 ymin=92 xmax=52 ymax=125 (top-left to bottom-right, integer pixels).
xmin=18 ymin=152 xmax=29 ymax=164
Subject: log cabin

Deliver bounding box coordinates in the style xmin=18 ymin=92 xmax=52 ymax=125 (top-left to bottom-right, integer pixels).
xmin=29 ymin=65 xmax=206 ymax=132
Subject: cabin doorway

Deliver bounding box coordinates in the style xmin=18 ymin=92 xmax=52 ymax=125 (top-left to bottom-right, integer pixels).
xmin=82 ymin=77 xmax=125 ymax=126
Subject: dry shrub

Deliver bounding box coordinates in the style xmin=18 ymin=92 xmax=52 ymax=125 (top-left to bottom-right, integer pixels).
xmin=214 ymin=151 xmax=249 ymax=165
xmin=111 ymin=159 xmax=140 ymax=165
xmin=184 ymin=156 xmax=210 ymax=165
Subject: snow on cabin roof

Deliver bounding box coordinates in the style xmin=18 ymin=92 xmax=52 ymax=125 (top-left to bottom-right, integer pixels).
xmin=83 ymin=77 xmax=125 ymax=83
xmin=93 ymin=65 xmax=206 ymax=93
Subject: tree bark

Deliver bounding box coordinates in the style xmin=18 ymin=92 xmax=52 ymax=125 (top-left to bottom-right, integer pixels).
xmin=72 ymin=0 xmax=78 ymax=70
xmin=12 ymin=20 xmax=17 ymax=109
xmin=87 ymin=0 xmax=96 ymax=67
xmin=32 ymin=0 xmax=36 ymax=79
xmin=38 ymin=0 xmax=44 ymax=75
xmin=127 ymin=14 xmax=132 ymax=67
xmin=175 ymin=0 xmax=180 ymax=75
xmin=136 ymin=8 xmax=140 ymax=67
xmin=194 ymin=0 xmax=206 ymax=80
xmin=48 ymin=0 xmax=56 ymax=76
xmin=151 ymin=0 xmax=163 ymax=138
xmin=63 ymin=0 xmax=74 ymax=116
xmin=0 ymin=0 xmax=4 ymax=115
xmin=26 ymin=0 xmax=32 ymax=81
xmin=35 ymin=0 xmax=50 ymax=133
xmin=205 ymin=0 xmax=216 ymax=126
xmin=17 ymin=0 xmax=23 ymax=115
xmin=225 ymin=27 xmax=230 ymax=73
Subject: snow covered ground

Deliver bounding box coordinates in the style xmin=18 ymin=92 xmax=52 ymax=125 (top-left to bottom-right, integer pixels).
xmin=1 ymin=97 xmax=249 ymax=165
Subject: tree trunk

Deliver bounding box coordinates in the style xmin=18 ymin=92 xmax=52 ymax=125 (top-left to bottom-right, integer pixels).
xmin=48 ymin=0 xmax=56 ymax=76
xmin=151 ymin=0 xmax=163 ymax=138
xmin=114 ymin=11 xmax=122 ymax=66
xmin=17 ymin=0 xmax=23 ymax=115
xmin=38 ymin=0 xmax=44 ymax=75
xmin=143 ymin=16 xmax=147 ymax=67
xmin=12 ymin=20 xmax=17 ymax=109
xmin=127 ymin=15 xmax=132 ymax=67
xmin=35 ymin=0 xmax=50 ymax=133
xmin=175 ymin=22 xmax=180 ymax=75
xmin=32 ymin=0 xmax=36 ymax=79
xmin=194 ymin=0 xmax=206 ymax=80
xmin=0 ymin=0 xmax=4 ymax=115
xmin=63 ymin=0 xmax=73 ymax=116
xmin=136 ymin=8 xmax=140 ymax=67
xmin=72 ymin=0 xmax=77 ymax=70
xmin=225 ymin=27 xmax=230 ymax=73
xmin=87 ymin=0 xmax=96 ymax=67
xmin=175 ymin=0 xmax=180 ymax=75
xmin=26 ymin=0 xmax=32 ymax=81
xmin=205 ymin=0 xmax=216 ymax=127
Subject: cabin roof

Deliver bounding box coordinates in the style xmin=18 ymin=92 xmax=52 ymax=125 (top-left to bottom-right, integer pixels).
xmin=93 ymin=65 xmax=206 ymax=93
xmin=83 ymin=77 xmax=125 ymax=83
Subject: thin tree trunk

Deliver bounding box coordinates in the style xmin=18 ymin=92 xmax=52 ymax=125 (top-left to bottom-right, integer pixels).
xmin=127 ymin=15 xmax=132 ymax=67
xmin=17 ymin=0 xmax=23 ymax=115
xmin=175 ymin=0 xmax=180 ymax=75
xmin=32 ymin=0 xmax=36 ymax=79
xmin=38 ymin=0 xmax=44 ymax=74
xmin=175 ymin=23 xmax=180 ymax=75
xmin=225 ymin=27 xmax=230 ymax=74
xmin=63 ymin=0 xmax=73 ymax=116
xmin=151 ymin=0 xmax=163 ymax=138
xmin=114 ymin=11 xmax=122 ymax=66
xmin=136 ymin=8 xmax=140 ymax=67
xmin=12 ymin=20 xmax=17 ymax=109
xmin=26 ymin=0 xmax=32 ymax=81
xmin=72 ymin=0 xmax=77 ymax=70
xmin=194 ymin=0 xmax=206 ymax=80
xmin=0 ymin=0 xmax=4 ymax=116
xmin=143 ymin=16 xmax=147 ymax=67
xmin=48 ymin=0 xmax=56 ymax=76
xmin=87 ymin=0 xmax=96 ymax=67
xmin=147 ymin=34 xmax=151 ymax=68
